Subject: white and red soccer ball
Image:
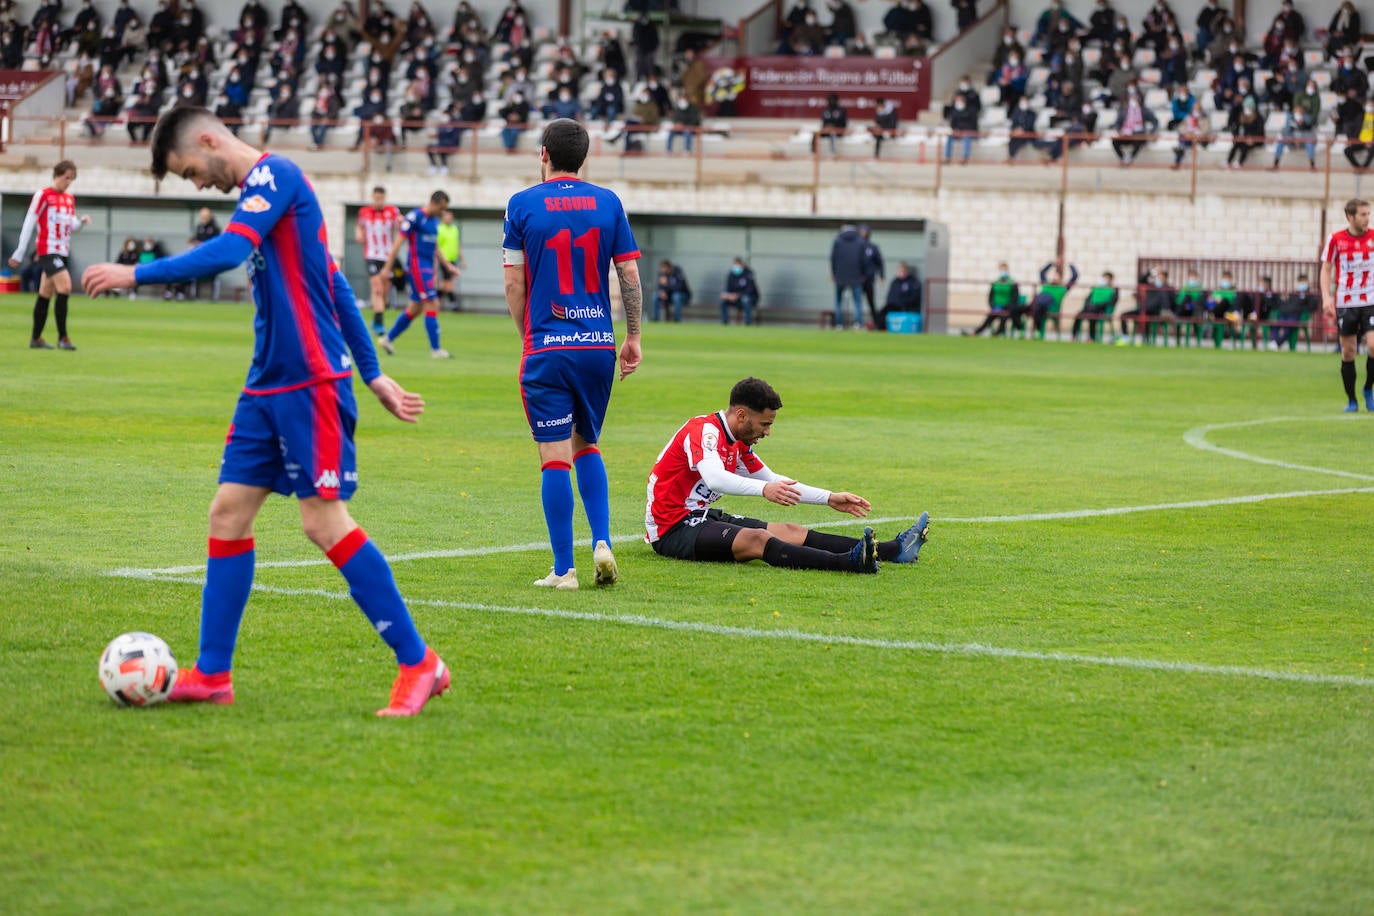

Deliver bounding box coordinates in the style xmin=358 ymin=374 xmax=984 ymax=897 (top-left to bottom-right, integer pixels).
xmin=98 ymin=633 xmax=177 ymax=707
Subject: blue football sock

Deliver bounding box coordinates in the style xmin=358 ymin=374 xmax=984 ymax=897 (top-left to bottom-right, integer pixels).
xmin=424 ymin=311 xmax=441 ymax=349
xmin=198 ymin=537 xmax=255 ymax=674
xmin=328 ymin=528 xmax=425 ymax=667
xmin=541 ymin=461 xmax=576 ymax=575
xmin=573 ymin=446 xmax=611 ymax=547
xmin=387 ymin=312 xmax=413 ymax=341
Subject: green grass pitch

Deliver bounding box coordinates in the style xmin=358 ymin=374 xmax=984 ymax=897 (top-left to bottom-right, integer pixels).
xmin=2 ymin=294 xmax=1372 ymax=913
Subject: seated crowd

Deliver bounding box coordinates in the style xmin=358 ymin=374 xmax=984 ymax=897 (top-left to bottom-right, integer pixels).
xmin=933 ymin=0 xmax=1374 ymax=170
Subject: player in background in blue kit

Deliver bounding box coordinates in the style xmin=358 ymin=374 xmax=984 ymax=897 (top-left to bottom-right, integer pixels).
xmin=502 ymin=118 xmax=643 ymax=590
xmin=377 ymin=190 xmax=457 ymax=359
xmin=81 ymin=106 xmax=449 ymax=717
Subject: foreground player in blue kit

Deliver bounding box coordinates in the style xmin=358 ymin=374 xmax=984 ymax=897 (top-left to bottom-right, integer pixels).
xmin=378 ymin=189 xmax=457 ymax=359
xmin=81 ymin=107 xmax=449 ymax=717
xmin=503 ymin=118 xmax=643 ymax=590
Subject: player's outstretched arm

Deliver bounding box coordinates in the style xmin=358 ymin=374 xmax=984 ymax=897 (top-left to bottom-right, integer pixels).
xmin=368 ymin=374 xmax=425 ymax=423
xmin=827 ymin=491 xmax=872 ymax=518
xmin=81 ymin=262 xmax=138 ymax=296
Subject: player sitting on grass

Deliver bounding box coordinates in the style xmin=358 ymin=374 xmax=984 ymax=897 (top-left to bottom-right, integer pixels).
xmin=644 ymin=376 xmax=929 ymax=573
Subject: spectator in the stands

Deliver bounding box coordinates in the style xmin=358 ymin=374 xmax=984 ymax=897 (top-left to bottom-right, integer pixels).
xmin=1207 ymin=21 xmax=1243 ymax=69
xmin=846 ymin=30 xmax=875 ymax=55
xmin=147 ymin=0 xmax=174 ymax=50
xmin=449 ymin=63 xmax=482 ymax=103
xmin=1214 ymin=53 xmax=1254 ymax=112
xmin=541 ymin=85 xmax=582 ymax=120
xmin=352 ymin=87 xmax=388 ymax=148
xmin=995 ymin=50 xmax=1027 ymax=111
xmin=1158 ymin=36 xmax=1189 ymax=89
xmin=1086 ymin=0 xmax=1115 ymax=45
xmin=816 ymin=92 xmax=849 ymax=154
xmin=631 ymin=12 xmax=658 ymax=80
xmin=644 ymin=70 xmax=671 ymax=117
xmin=501 ymin=64 xmax=535 ymax=105
xmin=1111 ymin=87 xmax=1156 ymax=165
xmin=491 ymin=0 xmax=526 ymax=43
xmin=214 ymin=92 xmax=244 ymax=135
xmin=429 ymin=91 xmax=485 ymax=171
xmin=680 ymin=46 xmax=709 ymax=110
xmin=1260 ymin=18 xmax=1290 ymax=69
xmin=1194 ymin=0 xmax=1225 ymax=57
xmin=1033 ymin=0 xmax=1081 ymax=49
xmin=884 ymin=0 xmax=932 ymax=43
xmin=1008 ymin=97 xmax=1040 ymax=160
xmin=788 ymin=8 xmax=826 ymax=54
xmin=667 ymin=90 xmax=701 ymax=154
xmin=1171 ymin=107 xmax=1211 ymax=168
xmin=720 ymin=257 xmax=760 ymax=326
xmin=83 ymin=84 xmax=122 ymax=137
xmin=621 ymin=86 xmax=660 ymax=153
xmin=589 ymin=67 xmax=625 ymax=123
xmin=308 ymin=87 xmax=341 ymax=150
xmin=829 ymin=0 xmax=858 ymax=43
xmin=1341 ymin=94 xmax=1374 ymax=170
xmin=1291 ymin=77 xmax=1321 ymax=125
xmin=499 ymin=91 xmax=530 ymax=153
xmin=1104 ymin=50 xmax=1138 ymax=104
xmin=125 ymin=80 xmax=159 ymax=143
xmin=1274 ymin=0 xmax=1305 ymax=40
xmin=262 ymin=83 xmax=300 ymax=144
xmin=405 ymin=0 xmax=434 ymax=45
xmin=1271 ymin=106 xmax=1317 ymax=170
xmin=1265 ymin=58 xmax=1306 ymax=110
xmin=1139 ymin=0 xmax=1177 ymax=50
xmin=1327 ymin=1 xmax=1361 ymax=59
xmin=943 ymin=89 xmax=978 ymax=162
xmin=398 ymin=83 xmax=427 ymax=148
xmin=989 ymin=26 xmax=1023 ymax=80
xmin=596 ymin=28 xmax=627 ymax=77
xmin=1167 ymin=84 xmax=1195 ymax=128
xmin=1226 ymin=97 xmax=1265 ymax=168
xmin=275 ymin=0 xmax=307 ymax=41
xmin=1332 ymin=51 xmax=1369 ymax=96
xmin=952 ymin=0 xmax=977 ymax=33
xmin=869 ymin=97 xmax=900 ymax=158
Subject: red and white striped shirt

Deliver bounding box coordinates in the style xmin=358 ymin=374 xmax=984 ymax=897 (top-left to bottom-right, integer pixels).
xmin=357 ymin=204 xmax=400 ymax=261
xmin=12 ymin=187 xmax=80 ymax=260
xmin=645 ymin=411 xmax=768 ymax=541
xmin=1322 ymin=228 xmax=1374 ymax=307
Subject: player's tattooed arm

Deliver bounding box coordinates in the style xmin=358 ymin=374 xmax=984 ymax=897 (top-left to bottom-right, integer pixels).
xmin=616 ymin=261 xmax=642 ymax=337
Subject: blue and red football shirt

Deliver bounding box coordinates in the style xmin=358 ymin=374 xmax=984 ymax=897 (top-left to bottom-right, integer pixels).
xmin=222 ymin=153 xmax=354 ymax=395
xmin=501 ymin=177 xmax=639 ymax=356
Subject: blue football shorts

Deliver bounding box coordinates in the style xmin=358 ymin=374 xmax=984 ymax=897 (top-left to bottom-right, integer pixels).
xmin=219 ymin=378 xmax=359 ymax=500
xmin=520 ymin=348 xmax=616 ymax=443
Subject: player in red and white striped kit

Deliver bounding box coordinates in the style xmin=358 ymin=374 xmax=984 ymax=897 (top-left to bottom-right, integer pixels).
xmin=354 ymin=185 xmax=401 ymax=335
xmin=9 ymin=160 xmax=91 ymax=350
xmin=1320 ymin=198 xmax=1374 ymax=411
xmin=645 ymin=377 xmax=929 ymax=574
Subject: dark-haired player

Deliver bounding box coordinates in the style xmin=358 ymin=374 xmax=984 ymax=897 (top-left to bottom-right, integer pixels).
xmin=10 ymin=159 xmax=92 ymax=350
xmin=378 ymin=189 xmax=456 ymax=358
xmin=645 ymin=377 xmax=929 ymax=573
xmin=502 ymin=117 xmax=643 ymax=590
xmin=1321 ymin=197 xmax=1374 ymax=411
xmin=354 ymin=185 xmax=400 ymax=335
xmin=80 ymin=106 xmax=449 ymax=717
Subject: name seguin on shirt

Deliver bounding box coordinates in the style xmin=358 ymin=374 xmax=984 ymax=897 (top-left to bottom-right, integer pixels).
xmin=545 ymin=195 xmax=598 ymax=212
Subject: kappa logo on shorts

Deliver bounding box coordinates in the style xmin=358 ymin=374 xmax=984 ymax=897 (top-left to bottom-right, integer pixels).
xmin=52 ymin=257 xmax=63 ymax=268
xmin=314 ymin=469 xmax=341 ymax=489
xmin=240 ymin=195 xmax=271 ymax=213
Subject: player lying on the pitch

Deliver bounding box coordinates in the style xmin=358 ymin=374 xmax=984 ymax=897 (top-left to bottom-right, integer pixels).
xmin=644 ymin=376 xmax=929 ymax=573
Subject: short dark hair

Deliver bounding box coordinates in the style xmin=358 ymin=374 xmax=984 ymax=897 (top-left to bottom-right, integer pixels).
xmin=149 ymin=105 xmax=216 ymax=180
xmin=430 ymin=189 xmax=450 ymax=206
xmin=729 ymin=377 xmax=782 ymax=413
xmin=1347 ymin=197 xmax=1369 ymax=217
xmin=52 ymin=159 xmax=76 ymax=178
xmin=372 ymin=185 xmax=386 ymax=195
xmin=540 ymin=118 xmax=589 ymax=174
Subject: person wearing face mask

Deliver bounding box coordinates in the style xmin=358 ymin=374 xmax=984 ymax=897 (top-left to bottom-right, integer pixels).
xmin=996 ymin=51 xmax=1027 ymax=110
xmin=964 ymin=262 xmax=1018 ymax=336
xmin=989 ymin=27 xmax=1023 ymax=85
xmin=541 ymin=85 xmax=582 ymax=121
xmin=499 ymin=90 xmax=530 ymax=152
xmin=952 ymin=0 xmax=977 ymax=34
xmin=1341 ymin=96 xmax=1374 ymax=170
xmin=1088 ymin=0 xmax=1117 ymax=46
xmin=1270 ymin=105 xmax=1316 ymax=171
xmin=829 ymin=0 xmax=859 ymax=43
xmin=667 ymin=90 xmax=701 ymax=154
xmin=1268 ymin=274 xmax=1318 ymax=350
xmin=1275 ymin=0 xmax=1305 ymax=41
xmin=114 ymin=236 xmax=141 ymax=298
xmin=262 ymin=83 xmax=299 ymax=145
xmin=815 ymin=92 xmax=849 ymax=155
xmin=868 ymin=97 xmax=900 ymax=158
xmin=1327 ymin=1 xmax=1361 ymax=60
xmin=720 ymin=257 xmax=760 ymax=325
xmin=1200 ymin=270 xmax=1242 ymax=346
xmin=622 ymin=87 xmax=660 ymax=153
xmin=1071 ymin=271 xmax=1118 ymax=342
xmin=1116 ymin=269 xmax=1172 ymax=343
xmin=1111 ymin=87 xmax=1156 ymax=165
xmin=588 ymin=67 xmax=625 ymax=124
xmin=1008 ymin=96 xmax=1040 ymax=160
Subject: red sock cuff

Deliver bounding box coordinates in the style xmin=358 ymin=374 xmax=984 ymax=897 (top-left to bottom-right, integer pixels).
xmin=541 ymin=460 xmax=572 ymax=472
xmin=424 ymin=310 xmax=438 ymax=318
xmin=573 ymin=446 xmax=600 ymax=460
xmin=326 ymin=527 xmax=369 ymax=568
xmin=208 ymin=537 xmax=254 ymax=559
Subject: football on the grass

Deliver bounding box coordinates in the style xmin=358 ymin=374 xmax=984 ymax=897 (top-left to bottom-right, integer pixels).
xmin=98 ymin=633 xmax=177 ymax=707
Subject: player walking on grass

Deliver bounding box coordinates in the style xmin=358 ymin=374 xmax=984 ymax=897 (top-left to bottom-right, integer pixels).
xmin=1321 ymin=197 xmax=1374 ymax=412
xmin=81 ymin=107 xmax=448 ymax=717
xmin=11 ymin=159 xmax=92 ymax=350
xmin=645 ymin=377 xmax=929 ymax=573
xmin=377 ymin=190 xmax=456 ymax=359
xmin=355 ymin=185 xmax=401 ymax=335
xmin=503 ymin=117 xmax=642 ymax=590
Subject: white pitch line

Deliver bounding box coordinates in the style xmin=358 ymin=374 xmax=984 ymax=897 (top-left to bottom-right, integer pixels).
xmin=100 ymin=572 xmax=1374 ymax=689
xmin=1183 ymin=417 xmax=1374 ymax=482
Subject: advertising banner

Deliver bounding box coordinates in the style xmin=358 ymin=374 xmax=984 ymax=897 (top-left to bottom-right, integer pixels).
xmin=698 ymin=56 xmax=928 ymax=120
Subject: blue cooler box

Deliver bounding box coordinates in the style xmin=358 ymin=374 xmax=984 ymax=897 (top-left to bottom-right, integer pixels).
xmin=887 ymin=312 xmax=922 ymax=334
